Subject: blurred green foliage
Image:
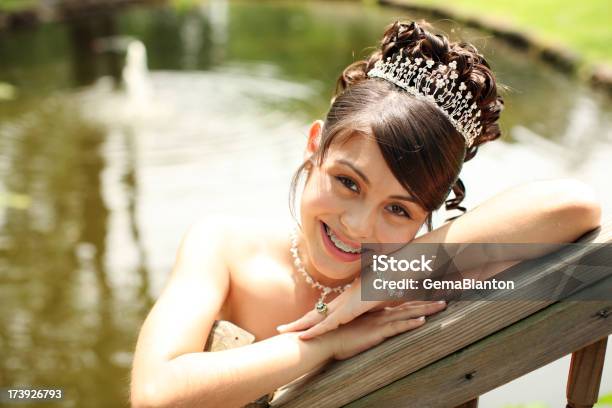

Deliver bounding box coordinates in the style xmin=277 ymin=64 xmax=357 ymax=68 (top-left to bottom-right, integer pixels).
xmin=498 ymin=391 xmax=612 ymax=408
xmin=2 ymin=0 xmax=609 ymax=66
xmin=406 ymin=0 xmax=612 ymax=66
xmin=0 ymin=0 xmax=37 ymax=12
xmin=170 ymin=0 xmax=201 ymax=12
xmin=596 ymin=392 xmax=612 ymax=406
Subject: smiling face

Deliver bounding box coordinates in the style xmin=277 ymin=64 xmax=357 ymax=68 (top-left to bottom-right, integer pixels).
xmin=298 ymin=121 xmax=430 ymax=283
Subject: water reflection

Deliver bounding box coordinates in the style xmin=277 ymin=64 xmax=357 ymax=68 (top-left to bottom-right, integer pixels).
xmin=0 ymin=1 xmax=610 ymax=407
xmin=68 ymin=13 xmax=123 ymax=86
xmin=0 ymin=100 xmax=128 ymax=407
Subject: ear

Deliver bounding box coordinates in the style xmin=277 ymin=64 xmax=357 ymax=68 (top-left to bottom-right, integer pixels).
xmin=305 ymin=119 xmax=324 ymax=161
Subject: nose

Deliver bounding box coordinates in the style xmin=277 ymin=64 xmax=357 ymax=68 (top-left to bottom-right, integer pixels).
xmin=339 ymin=205 xmax=376 ymax=241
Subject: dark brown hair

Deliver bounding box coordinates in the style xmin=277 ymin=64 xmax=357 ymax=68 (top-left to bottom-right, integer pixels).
xmin=290 ymin=20 xmax=504 ymax=232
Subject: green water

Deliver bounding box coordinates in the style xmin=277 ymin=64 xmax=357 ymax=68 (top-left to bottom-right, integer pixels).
xmin=0 ymin=1 xmax=611 ymax=407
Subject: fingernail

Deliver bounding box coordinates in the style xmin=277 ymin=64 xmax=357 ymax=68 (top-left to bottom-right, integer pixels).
xmin=437 ymin=300 xmax=446 ymax=304
xmin=276 ymin=325 xmax=286 ymax=331
xmin=418 ymin=316 xmax=426 ymax=321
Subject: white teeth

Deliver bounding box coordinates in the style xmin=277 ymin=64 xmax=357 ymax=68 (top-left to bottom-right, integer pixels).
xmin=325 ymin=224 xmax=361 ymax=254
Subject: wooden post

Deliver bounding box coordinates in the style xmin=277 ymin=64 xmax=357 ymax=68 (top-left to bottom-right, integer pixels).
xmin=454 ymin=398 xmax=478 ymax=408
xmin=566 ymin=337 xmax=608 ymax=408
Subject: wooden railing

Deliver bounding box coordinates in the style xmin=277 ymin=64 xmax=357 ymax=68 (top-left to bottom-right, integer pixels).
xmin=206 ymin=218 xmax=612 ymax=408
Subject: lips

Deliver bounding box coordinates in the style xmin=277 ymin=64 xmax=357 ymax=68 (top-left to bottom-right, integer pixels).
xmin=320 ymin=221 xmax=361 ymax=263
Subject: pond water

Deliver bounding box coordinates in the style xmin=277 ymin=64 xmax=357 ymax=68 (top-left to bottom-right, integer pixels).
xmin=0 ymin=1 xmax=611 ymax=407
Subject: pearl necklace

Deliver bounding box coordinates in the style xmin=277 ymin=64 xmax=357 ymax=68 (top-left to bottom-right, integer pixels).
xmin=290 ymin=226 xmax=352 ymax=315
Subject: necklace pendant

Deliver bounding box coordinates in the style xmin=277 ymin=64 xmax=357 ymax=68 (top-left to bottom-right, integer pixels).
xmin=291 ymin=226 xmax=347 ymax=318
xmin=315 ymin=300 xmax=328 ymax=315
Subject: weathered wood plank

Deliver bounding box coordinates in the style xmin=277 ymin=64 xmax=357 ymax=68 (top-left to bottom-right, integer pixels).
xmin=566 ymin=337 xmax=608 ymax=408
xmin=270 ymin=220 xmax=612 ymax=407
xmin=454 ymin=398 xmax=478 ymax=408
xmin=343 ymin=279 xmax=612 ymax=407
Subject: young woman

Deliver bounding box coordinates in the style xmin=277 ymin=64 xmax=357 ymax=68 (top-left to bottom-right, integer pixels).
xmin=130 ymin=20 xmax=601 ymax=408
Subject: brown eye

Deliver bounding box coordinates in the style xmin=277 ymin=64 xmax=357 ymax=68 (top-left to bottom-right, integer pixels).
xmin=335 ymin=176 xmax=359 ymax=193
xmin=387 ymin=203 xmax=411 ymax=219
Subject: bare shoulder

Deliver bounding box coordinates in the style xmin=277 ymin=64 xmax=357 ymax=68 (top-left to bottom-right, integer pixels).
xmin=184 ymin=215 xmax=292 ymax=269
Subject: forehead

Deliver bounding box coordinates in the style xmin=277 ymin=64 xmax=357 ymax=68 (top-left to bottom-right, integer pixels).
xmin=325 ymin=132 xmax=409 ymax=193
xmin=326 ymin=132 xmax=380 ymax=164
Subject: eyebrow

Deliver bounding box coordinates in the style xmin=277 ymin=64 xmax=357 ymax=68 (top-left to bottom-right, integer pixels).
xmin=335 ymin=159 xmax=419 ymax=204
xmin=337 ymin=159 xmax=370 ymax=185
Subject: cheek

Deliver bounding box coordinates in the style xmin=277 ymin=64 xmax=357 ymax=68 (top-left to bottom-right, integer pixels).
xmin=380 ymin=222 xmax=422 ymax=243
xmin=300 ymin=171 xmax=343 ymax=218
xmin=374 ymin=211 xmax=424 ymax=243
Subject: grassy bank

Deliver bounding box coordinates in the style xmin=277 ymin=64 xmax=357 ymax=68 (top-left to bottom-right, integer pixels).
xmin=0 ymin=0 xmax=37 ymax=12
xmin=398 ymin=0 xmax=611 ymax=66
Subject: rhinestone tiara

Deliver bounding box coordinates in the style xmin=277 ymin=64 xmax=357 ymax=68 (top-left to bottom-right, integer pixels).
xmin=367 ymin=52 xmax=482 ymax=148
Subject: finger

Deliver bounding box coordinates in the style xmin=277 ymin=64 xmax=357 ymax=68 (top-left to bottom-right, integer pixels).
xmin=370 ymin=300 xmax=406 ymax=312
xmin=285 ymin=290 xmax=352 ymax=336
xmin=277 ymin=310 xmax=324 ymax=333
xmin=341 ymin=299 xmax=385 ymax=321
xmin=299 ymin=299 xmax=383 ymax=340
xmin=298 ymin=315 xmax=341 ymax=340
xmin=382 ymin=301 xmax=446 ymax=322
xmin=384 ymin=300 xmax=438 ymax=311
xmin=393 ymin=300 xmax=446 ymax=311
xmin=381 ymin=317 xmax=426 ymax=338
xmin=278 ymin=289 xmax=354 ymax=333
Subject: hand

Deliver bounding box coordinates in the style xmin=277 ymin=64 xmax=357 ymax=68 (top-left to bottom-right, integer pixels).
xmin=277 ymin=276 xmax=446 ymax=340
xmin=325 ymin=300 xmax=447 ymax=360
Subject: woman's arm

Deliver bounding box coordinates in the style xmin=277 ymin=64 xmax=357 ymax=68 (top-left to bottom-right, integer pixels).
xmin=130 ymin=218 xmax=333 ymax=408
xmin=414 ymin=178 xmax=601 ymax=245
xmin=130 ymin=217 xmax=442 ymax=408
xmin=135 ymin=332 xmax=333 ymax=408
xmin=394 ymin=178 xmax=602 ymax=272
xmin=277 ymin=178 xmax=602 ymax=338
